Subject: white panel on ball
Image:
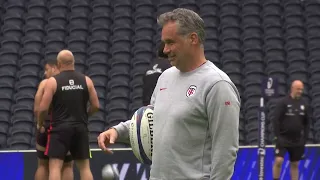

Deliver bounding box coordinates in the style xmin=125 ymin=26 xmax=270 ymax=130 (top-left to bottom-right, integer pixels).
xmin=129 ymin=105 xmax=154 ymax=165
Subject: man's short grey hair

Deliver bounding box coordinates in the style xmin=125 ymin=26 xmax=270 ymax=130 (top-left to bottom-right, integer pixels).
xmin=158 ymin=8 xmax=206 ymax=44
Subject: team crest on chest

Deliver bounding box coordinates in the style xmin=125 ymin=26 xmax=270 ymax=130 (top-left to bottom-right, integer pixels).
xmin=186 ymin=85 xmax=197 ymax=97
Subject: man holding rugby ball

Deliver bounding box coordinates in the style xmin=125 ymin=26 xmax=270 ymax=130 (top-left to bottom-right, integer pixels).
xmin=98 ymin=8 xmax=240 ymax=180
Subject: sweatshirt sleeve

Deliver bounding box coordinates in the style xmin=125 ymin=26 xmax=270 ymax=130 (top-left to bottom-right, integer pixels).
xmin=112 ymin=80 xmax=158 ymax=143
xmin=273 ymin=99 xmax=286 ymax=140
xmin=149 ymin=81 xmax=158 ymax=106
xmin=206 ymin=81 xmax=240 ymax=180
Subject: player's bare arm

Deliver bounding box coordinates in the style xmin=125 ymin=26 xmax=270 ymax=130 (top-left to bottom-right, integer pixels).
xmin=34 ymin=79 xmax=47 ymax=122
xmin=38 ymin=77 xmax=57 ymax=127
xmin=86 ymin=76 xmax=99 ymax=116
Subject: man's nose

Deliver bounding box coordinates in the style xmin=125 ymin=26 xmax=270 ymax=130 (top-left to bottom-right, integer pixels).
xmin=163 ymin=44 xmax=170 ymax=54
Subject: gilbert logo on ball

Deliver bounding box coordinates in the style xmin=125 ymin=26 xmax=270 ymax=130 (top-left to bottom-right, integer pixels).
xmin=129 ymin=105 xmax=154 ymax=165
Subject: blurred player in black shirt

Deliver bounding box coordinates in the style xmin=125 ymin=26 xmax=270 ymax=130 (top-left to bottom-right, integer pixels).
xmin=272 ymin=80 xmax=309 ymax=180
xmin=34 ymin=60 xmax=73 ymax=180
xmin=142 ymin=42 xmax=171 ymax=105
xmin=39 ymin=50 xmax=99 ymax=180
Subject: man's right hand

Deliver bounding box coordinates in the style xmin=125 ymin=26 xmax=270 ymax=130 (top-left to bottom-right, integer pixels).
xmin=97 ymin=128 xmax=118 ymax=154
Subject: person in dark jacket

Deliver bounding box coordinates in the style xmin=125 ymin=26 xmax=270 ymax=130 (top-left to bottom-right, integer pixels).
xmin=142 ymin=42 xmax=171 ymax=106
xmin=272 ymin=80 xmax=309 ymax=180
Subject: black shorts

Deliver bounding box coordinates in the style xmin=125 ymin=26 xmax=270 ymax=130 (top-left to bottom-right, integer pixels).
xmin=274 ymin=144 xmax=305 ymax=162
xmin=45 ymin=124 xmax=90 ymax=160
xmin=36 ymin=128 xmax=73 ymax=162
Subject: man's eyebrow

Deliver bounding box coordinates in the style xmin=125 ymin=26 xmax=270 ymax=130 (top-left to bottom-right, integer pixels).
xmin=162 ymin=39 xmax=174 ymax=43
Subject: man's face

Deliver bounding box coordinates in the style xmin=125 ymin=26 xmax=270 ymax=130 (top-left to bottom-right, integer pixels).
xmin=44 ymin=64 xmax=58 ymax=78
xmin=161 ymin=22 xmax=192 ymax=68
xmin=292 ymin=84 xmax=304 ymax=99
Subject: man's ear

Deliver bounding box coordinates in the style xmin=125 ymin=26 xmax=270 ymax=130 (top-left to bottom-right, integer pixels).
xmin=189 ymin=33 xmax=198 ymax=45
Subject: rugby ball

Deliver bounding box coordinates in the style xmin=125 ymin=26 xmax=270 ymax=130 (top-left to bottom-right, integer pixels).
xmin=101 ymin=164 xmax=119 ymax=180
xmin=129 ymin=105 xmax=154 ymax=165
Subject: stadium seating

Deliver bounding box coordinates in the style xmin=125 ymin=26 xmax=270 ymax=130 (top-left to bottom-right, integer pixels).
xmin=0 ymin=0 xmax=319 ymax=149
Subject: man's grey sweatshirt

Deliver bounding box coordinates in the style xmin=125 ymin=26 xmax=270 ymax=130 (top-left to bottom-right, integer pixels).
xmin=113 ymin=61 xmax=240 ymax=180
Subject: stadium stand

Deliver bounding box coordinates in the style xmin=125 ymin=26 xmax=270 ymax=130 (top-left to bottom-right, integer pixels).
xmin=0 ymin=0 xmax=318 ymax=150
